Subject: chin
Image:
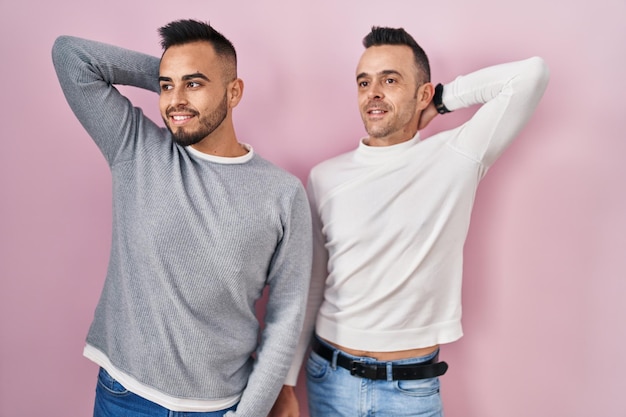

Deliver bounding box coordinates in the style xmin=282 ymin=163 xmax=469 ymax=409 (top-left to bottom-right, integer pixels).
xmin=366 ymin=128 xmax=388 ymax=139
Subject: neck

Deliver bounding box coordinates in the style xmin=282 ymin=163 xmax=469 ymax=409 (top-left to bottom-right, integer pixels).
xmin=191 ymin=137 xmax=247 ymax=157
xmin=191 ymin=118 xmax=247 ymax=157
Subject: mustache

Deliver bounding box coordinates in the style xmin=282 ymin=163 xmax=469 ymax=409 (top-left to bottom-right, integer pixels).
xmin=364 ymin=101 xmax=390 ymax=112
xmin=166 ymin=106 xmax=199 ymax=117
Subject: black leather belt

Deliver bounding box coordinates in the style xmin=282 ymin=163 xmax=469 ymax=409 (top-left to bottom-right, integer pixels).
xmin=312 ymin=338 xmax=448 ymax=381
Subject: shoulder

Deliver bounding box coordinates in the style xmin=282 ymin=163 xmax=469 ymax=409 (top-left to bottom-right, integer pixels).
xmin=248 ymin=155 xmax=305 ymax=192
xmin=310 ymin=149 xmax=356 ymax=178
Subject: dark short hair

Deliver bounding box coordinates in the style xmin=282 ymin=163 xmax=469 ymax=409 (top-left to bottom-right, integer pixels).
xmin=158 ymin=19 xmax=237 ymax=80
xmin=362 ymin=26 xmax=430 ymax=83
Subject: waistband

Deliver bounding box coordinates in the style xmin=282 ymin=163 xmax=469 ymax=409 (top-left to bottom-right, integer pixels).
xmin=311 ymin=337 xmax=448 ymax=381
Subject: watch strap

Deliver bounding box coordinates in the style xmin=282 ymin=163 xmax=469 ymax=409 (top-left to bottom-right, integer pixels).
xmin=433 ymin=83 xmax=451 ymax=114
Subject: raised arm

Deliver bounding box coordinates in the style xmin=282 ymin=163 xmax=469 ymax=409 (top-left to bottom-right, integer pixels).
xmin=438 ymin=56 xmax=550 ymax=169
xmin=51 ymin=36 xmax=161 ymax=165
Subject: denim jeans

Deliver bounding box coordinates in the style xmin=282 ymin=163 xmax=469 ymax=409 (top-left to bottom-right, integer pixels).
xmin=94 ymin=368 xmax=238 ymax=417
xmin=306 ymin=338 xmax=444 ymax=417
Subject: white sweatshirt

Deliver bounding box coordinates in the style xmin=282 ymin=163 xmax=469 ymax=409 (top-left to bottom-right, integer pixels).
xmin=286 ymin=56 xmax=550 ymax=384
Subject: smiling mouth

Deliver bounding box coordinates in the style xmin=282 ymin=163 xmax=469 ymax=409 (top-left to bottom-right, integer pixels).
xmin=366 ymin=108 xmax=388 ymax=118
xmin=168 ymin=114 xmax=196 ymax=126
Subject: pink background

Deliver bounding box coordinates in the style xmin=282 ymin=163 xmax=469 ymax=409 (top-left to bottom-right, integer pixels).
xmin=1 ymin=1 xmax=625 ymax=416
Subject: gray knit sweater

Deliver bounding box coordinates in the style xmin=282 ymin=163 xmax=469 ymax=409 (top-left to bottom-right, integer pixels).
xmin=52 ymin=36 xmax=312 ymax=417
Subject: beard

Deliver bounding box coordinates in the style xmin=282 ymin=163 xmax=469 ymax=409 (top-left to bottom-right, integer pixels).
xmin=364 ymin=120 xmax=394 ymax=139
xmin=165 ymin=91 xmax=229 ymax=147
xmin=362 ymin=114 xmax=399 ymax=139
xmin=362 ymin=88 xmax=421 ymax=139
xmin=362 ymin=101 xmax=420 ymax=140
xmin=360 ymin=102 xmax=396 ymax=139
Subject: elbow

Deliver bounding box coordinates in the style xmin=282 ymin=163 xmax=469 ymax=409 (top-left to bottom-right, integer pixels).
xmin=526 ymin=56 xmax=551 ymax=92
xmin=51 ymin=35 xmax=74 ymax=69
xmin=52 ymin=35 xmax=71 ymax=56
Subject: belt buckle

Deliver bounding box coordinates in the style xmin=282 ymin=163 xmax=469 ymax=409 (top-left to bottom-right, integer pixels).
xmin=350 ymin=360 xmax=379 ymax=379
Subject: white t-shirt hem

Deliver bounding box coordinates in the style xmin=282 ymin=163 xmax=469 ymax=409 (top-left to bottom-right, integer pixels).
xmin=84 ymin=344 xmax=241 ymax=412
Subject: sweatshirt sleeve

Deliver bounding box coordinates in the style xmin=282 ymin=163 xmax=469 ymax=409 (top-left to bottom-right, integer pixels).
xmin=51 ymin=35 xmax=161 ymax=166
xmin=283 ymin=173 xmax=329 ymax=386
xmin=442 ymin=56 xmax=550 ymax=170
xmin=225 ymin=183 xmax=313 ymax=417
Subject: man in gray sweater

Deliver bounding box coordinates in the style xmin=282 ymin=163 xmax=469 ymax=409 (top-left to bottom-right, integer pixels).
xmin=52 ymin=19 xmax=312 ymax=417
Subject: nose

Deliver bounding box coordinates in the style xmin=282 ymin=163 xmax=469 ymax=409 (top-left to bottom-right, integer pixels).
xmin=169 ymin=86 xmax=188 ymax=108
xmin=367 ymin=83 xmax=384 ymax=100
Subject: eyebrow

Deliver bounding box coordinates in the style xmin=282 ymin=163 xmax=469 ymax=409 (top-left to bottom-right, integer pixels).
xmin=356 ymin=69 xmax=403 ymax=80
xmin=158 ymin=72 xmax=211 ymax=83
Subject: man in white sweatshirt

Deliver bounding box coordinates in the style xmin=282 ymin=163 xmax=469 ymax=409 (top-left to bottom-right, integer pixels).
xmin=270 ymin=26 xmax=549 ymax=417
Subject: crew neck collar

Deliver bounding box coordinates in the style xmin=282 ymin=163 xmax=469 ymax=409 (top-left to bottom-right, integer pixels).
xmin=354 ymin=133 xmax=421 ymax=164
xmin=186 ymin=143 xmax=254 ymax=164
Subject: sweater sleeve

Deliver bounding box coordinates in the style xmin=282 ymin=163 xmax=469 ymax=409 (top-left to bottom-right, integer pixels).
xmin=283 ymin=174 xmax=329 ymax=386
xmin=225 ymin=184 xmax=313 ymax=417
xmin=442 ymin=56 xmax=550 ymax=170
xmin=51 ymin=35 xmax=161 ymax=166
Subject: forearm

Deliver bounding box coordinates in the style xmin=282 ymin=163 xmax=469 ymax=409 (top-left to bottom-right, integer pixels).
xmin=228 ymin=278 xmax=309 ymax=417
xmin=441 ymin=56 xmax=549 ymax=112
xmin=52 ymin=36 xmax=160 ymax=95
xmin=283 ymin=256 xmax=326 ymax=386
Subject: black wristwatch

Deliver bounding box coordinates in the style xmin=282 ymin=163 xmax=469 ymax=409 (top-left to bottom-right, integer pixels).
xmin=433 ymin=83 xmax=451 ymax=114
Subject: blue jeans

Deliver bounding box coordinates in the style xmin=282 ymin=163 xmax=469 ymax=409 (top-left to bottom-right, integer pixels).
xmin=306 ymin=338 xmax=444 ymax=417
xmin=94 ymin=368 xmax=238 ymax=417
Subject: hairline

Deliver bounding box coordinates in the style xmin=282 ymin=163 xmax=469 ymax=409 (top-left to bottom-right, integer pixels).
xmin=160 ymin=40 xmax=238 ymax=83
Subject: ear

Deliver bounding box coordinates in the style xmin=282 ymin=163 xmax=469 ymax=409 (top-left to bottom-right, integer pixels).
xmin=416 ymin=82 xmax=434 ymax=111
xmin=228 ymin=78 xmax=244 ymax=108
